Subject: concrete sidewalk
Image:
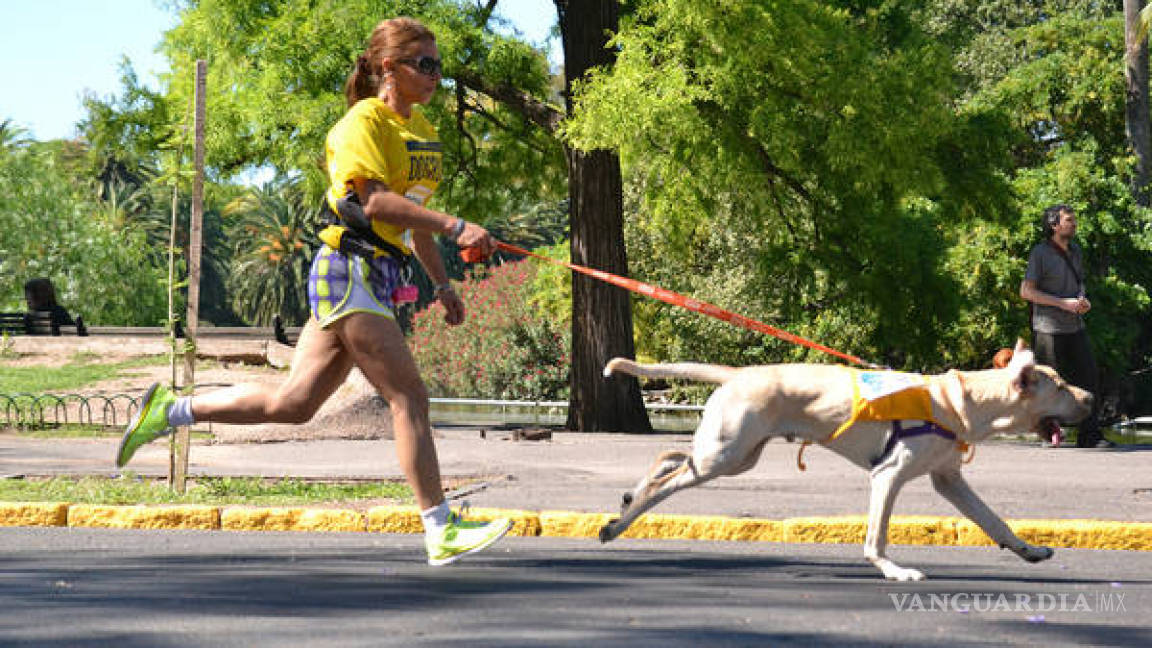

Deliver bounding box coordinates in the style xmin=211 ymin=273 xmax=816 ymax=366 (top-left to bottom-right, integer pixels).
xmin=2 ymin=428 xmax=1150 ymax=547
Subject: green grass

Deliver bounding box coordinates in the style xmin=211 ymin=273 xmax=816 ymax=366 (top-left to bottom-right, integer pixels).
xmin=0 ymin=332 xmax=16 ymax=359
xmin=8 ymin=423 xmax=123 ymax=438
xmin=0 ymin=475 xmax=413 ymax=506
xmin=0 ymin=354 xmax=171 ymax=394
xmin=3 ymin=424 xmax=213 ymax=440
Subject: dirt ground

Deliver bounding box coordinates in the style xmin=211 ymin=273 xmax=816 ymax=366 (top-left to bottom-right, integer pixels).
xmin=3 ymin=337 xmax=397 ymax=444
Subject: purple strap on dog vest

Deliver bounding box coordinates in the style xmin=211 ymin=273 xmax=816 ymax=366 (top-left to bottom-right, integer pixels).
xmin=873 ymin=420 xmax=957 ymax=466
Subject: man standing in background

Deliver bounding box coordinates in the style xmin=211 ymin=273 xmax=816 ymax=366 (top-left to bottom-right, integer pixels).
xmin=1020 ymin=204 xmax=1111 ymax=448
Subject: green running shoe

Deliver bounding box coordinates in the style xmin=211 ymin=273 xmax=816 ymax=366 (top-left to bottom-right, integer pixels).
xmin=116 ymin=383 xmax=176 ymax=467
xmin=425 ymin=507 xmax=513 ymax=566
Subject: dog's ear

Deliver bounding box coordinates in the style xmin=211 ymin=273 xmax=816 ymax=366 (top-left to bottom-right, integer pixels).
xmin=1012 ymin=338 xmax=1032 ymax=358
xmin=1007 ymin=339 xmax=1036 ymax=393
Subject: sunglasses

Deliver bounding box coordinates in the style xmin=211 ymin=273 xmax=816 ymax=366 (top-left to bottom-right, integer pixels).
xmin=398 ymin=56 xmax=442 ymax=77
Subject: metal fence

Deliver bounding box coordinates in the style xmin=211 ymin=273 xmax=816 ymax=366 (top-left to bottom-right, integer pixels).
xmin=1 ymin=392 xmax=143 ymax=430
xmin=428 ymin=398 xmax=704 ymax=430
xmin=0 ymin=392 xmax=703 ymax=432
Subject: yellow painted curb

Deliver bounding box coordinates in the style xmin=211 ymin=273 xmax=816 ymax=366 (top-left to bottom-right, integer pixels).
xmin=784 ymin=515 xmax=958 ymax=546
xmin=456 ymin=507 xmax=542 ymax=537
xmin=0 ymin=501 xmax=69 ymax=527
xmin=1 ymin=500 xmax=1149 ymax=552
xmin=366 ymin=505 xmax=423 ymax=534
xmin=784 ymin=515 xmax=867 ymax=545
xmin=626 ymin=514 xmax=785 ymax=542
xmin=68 ymin=504 xmax=220 ymax=530
xmin=222 ymin=507 xmax=365 ymax=533
xmin=957 ymin=519 xmax=1152 ymax=551
xmin=540 ymin=511 xmax=615 ymax=538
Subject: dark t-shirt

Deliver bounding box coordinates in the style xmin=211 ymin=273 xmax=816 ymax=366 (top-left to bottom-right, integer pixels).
xmin=1024 ymin=240 xmax=1085 ymax=334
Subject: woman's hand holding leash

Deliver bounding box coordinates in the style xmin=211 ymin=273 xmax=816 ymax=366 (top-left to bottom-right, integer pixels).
xmin=450 ymin=218 xmax=496 ymax=259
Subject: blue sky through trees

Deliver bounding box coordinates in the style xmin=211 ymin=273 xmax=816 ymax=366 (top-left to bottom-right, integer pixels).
xmin=0 ymin=0 xmax=556 ymax=141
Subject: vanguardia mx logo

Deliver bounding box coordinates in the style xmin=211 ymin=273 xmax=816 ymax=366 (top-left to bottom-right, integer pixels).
xmin=889 ymin=591 xmax=1127 ymax=613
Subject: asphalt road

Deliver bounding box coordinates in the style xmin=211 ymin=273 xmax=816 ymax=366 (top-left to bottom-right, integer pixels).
xmin=1 ymin=528 xmax=1148 ymax=647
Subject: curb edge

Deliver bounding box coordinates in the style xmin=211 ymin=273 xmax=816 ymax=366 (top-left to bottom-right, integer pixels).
xmin=1 ymin=502 xmax=1149 ymax=551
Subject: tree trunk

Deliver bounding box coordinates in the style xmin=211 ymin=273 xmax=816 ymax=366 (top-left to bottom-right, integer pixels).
xmin=557 ymin=1 xmax=651 ymax=432
xmin=1125 ymin=0 xmax=1151 ymax=206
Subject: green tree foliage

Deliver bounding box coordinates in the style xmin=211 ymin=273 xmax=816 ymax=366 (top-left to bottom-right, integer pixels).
xmin=73 ymin=60 xmax=244 ymax=327
xmin=921 ymin=0 xmax=1116 ymax=94
xmin=0 ymin=144 xmax=169 ymax=324
xmin=6 ymin=0 xmax=1149 ymax=416
xmin=0 ymin=119 xmax=31 ymax=153
xmin=156 ymin=0 xmax=568 ymax=328
xmin=159 ymin=0 xmax=566 ymax=217
xmin=76 ymin=60 xmax=174 ymax=202
xmin=954 ymin=3 xmax=1152 ymax=413
xmin=166 ymin=191 xmax=243 ymax=326
xmin=565 ymin=0 xmax=1015 ymax=370
xmin=224 ymin=176 xmax=318 ymax=325
xmin=563 ymin=0 xmax=1151 ymax=414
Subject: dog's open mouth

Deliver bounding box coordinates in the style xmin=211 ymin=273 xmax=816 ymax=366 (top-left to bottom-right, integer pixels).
xmin=1036 ymin=417 xmax=1064 ymax=446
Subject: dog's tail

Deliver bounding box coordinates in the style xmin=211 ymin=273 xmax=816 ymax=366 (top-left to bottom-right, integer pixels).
xmin=603 ymin=357 xmax=738 ymax=384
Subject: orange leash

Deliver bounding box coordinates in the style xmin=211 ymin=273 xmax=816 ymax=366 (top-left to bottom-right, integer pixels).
xmin=465 ymin=242 xmax=880 ymax=368
xmin=464 ymin=244 xmax=977 ymax=470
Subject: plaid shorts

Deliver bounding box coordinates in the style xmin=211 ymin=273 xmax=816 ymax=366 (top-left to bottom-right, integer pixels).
xmin=307 ymin=245 xmax=401 ymax=328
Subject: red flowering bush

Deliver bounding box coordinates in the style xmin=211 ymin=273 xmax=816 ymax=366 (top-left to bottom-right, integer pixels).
xmin=409 ymin=260 xmax=570 ymax=400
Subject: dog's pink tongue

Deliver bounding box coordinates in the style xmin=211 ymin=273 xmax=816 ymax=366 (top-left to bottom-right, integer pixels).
xmin=1049 ymin=421 xmax=1064 ymax=447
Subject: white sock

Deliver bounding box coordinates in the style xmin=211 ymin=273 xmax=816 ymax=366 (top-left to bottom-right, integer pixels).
xmin=421 ymin=501 xmax=451 ymax=535
xmin=166 ymin=396 xmax=195 ymax=428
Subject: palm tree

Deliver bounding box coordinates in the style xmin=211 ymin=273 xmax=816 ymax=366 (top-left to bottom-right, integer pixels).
xmin=95 ymin=175 xmax=155 ymax=229
xmin=225 ymin=176 xmax=319 ymax=326
xmin=0 ymin=119 xmax=30 ymax=153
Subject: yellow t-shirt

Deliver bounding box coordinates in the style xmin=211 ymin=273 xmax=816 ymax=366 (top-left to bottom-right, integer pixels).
xmin=320 ymin=97 xmax=443 ymax=256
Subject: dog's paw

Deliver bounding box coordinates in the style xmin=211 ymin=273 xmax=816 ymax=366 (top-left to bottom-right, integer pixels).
xmin=599 ymin=520 xmax=619 ymax=543
xmin=884 ymin=566 xmax=926 ymax=582
xmin=873 ymin=558 xmax=926 ymax=581
xmin=1020 ymin=545 xmax=1054 ymax=563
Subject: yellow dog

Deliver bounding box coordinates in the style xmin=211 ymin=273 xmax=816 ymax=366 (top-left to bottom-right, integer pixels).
xmin=601 ymin=340 xmax=1092 ymax=581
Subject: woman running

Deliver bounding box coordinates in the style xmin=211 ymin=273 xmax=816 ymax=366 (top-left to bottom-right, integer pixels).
xmin=116 ymin=16 xmax=512 ymax=566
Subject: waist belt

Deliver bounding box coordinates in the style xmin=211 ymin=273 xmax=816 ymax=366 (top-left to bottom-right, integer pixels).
xmin=326 ymin=188 xmax=410 ymax=263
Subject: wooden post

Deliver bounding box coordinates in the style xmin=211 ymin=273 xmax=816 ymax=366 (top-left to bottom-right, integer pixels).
xmin=165 ymin=128 xmax=180 ymax=482
xmin=172 ymin=59 xmax=207 ymax=493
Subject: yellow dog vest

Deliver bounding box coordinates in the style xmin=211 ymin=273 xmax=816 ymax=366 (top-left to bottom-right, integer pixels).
xmin=797 ymin=368 xmax=970 ymax=471
xmin=827 ymin=368 xmax=937 ymax=442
